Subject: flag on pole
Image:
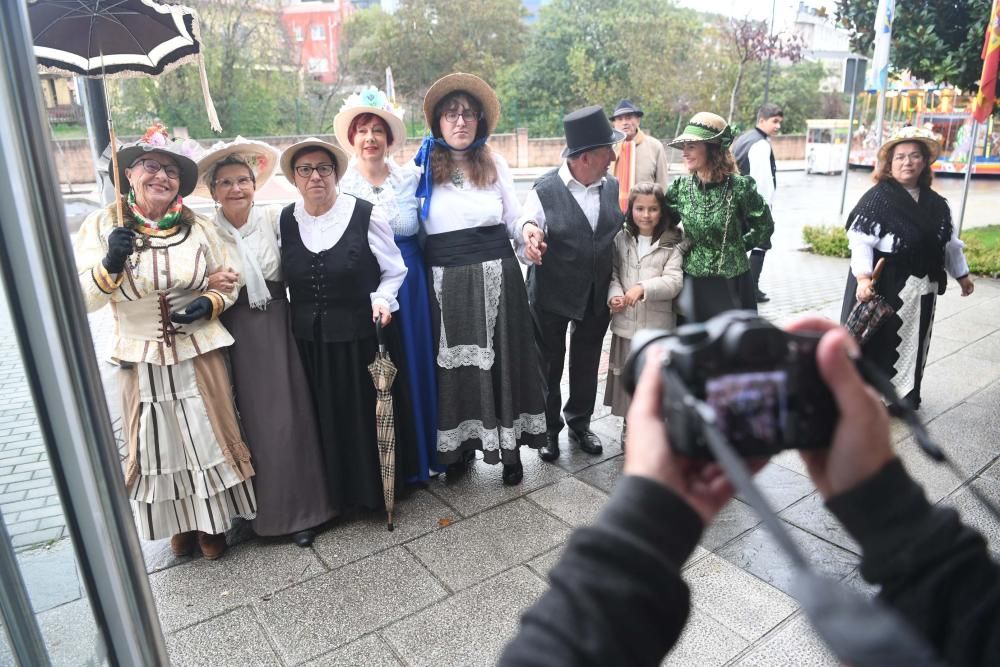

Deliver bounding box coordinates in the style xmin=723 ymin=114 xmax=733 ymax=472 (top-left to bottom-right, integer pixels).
xmin=867 ymin=0 xmax=895 ymax=90
xmin=385 ymin=66 xmax=396 ymax=105
xmin=973 ymin=0 xmax=1000 ymax=123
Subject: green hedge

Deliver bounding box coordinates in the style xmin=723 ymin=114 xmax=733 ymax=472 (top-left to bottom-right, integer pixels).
xmin=802 ymin=225 xmax=850 ymax=258
xmin=802 ymin=224 xmax=1000 ymax=276
xmin=962 ymin=226 xmax=1000 ymax=277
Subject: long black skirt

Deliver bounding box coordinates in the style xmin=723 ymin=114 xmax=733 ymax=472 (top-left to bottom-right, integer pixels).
xmin=222 ymin=283 xmax=335 ymax=535
xmin=678 ymin=271 xmax=757 ymax=324
xmin=296 ymin=325 xmax=419 ymax=513
xmin=840 ymin=254 xmax=938 ymax=405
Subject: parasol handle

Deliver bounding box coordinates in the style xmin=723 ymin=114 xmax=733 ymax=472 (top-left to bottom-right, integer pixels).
xmin=871 ymin=257 xmax=886 ymax=286
xmin=387 ymin=511 xmax=394 ymax=532
xmin=374 ymin=318 xmax=387 ymax=357
xmin=108 ymin=122 xmax=124 ymax=228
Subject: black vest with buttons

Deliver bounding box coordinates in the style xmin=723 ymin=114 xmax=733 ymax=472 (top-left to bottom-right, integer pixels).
xmin=280 ymin=198 xmax=380 ymax=342
xmin=526 ymin=169 xmax=622 ymax=320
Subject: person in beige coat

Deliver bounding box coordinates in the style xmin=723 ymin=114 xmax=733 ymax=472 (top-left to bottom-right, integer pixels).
xmin=604 ymin=182 xmax=685 ymax=436
xmin=610 ymin=100 xmax=670 ymax=211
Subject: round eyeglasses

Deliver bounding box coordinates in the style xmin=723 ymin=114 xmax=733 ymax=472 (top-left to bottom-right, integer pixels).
xmin=131 ymin=158 xmax=181 ymax=180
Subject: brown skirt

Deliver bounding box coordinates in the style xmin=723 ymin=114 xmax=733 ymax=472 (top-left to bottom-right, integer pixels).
xmin=221 ymin=283 xmax=336 ymax=536
xmin=603 ymin=334 xmax=632 ymax=418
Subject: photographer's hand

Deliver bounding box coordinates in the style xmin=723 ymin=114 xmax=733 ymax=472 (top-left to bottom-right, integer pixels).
xmin=787 ymin=318 xmax=894 ymax=499
xmin=625 ymin=353 xmax=762 ymax=524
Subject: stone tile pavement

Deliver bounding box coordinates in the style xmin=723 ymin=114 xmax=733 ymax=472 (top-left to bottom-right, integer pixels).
xmin=1 ymin=194 xmax=999 ymax=664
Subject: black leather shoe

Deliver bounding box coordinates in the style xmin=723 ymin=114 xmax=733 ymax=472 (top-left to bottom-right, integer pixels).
xmin=291 ymin=530 xmax=315 ymax=547
xmin=538 ymin=432 xmax=560 ymax=462
xmin=502 ymin=461 xmax=524 ymax=486
xmin=570 ymin=429 xmax=603 ymax=455
xmin=755 ymin=290 xmax=770 ymax=303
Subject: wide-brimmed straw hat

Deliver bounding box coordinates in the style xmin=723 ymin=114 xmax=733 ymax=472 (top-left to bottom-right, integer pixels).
xmin=877 ymin=126 xmax=942 ymax=166
xmin=668 ymin=112 xmax=734 ymax=148
xmin=111 ymin=123 xmax=201 ymax=198
xmin=193 ymin=136 xmax=280 ymax=198
xmin=334 ymin=87 xmax=407 ymax=156
xmin=422 ymin=73 xmax=500 ymax=134
xmin=279 ymin=137 xmax=350 ymax=184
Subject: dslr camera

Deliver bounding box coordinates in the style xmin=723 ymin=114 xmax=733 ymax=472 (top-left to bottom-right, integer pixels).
xmin=625 ymin=311 xmax=837 ymax=459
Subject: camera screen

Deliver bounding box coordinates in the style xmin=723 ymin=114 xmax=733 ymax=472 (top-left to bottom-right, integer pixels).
xmin=706 ymin=371 xmax=788 ymax=449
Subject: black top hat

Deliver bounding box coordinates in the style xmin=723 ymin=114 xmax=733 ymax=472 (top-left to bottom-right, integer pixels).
xmin=562 ymin=105 xmax=626 ymax=158
xmin=610 ymin=99 xmax=644 ymax=119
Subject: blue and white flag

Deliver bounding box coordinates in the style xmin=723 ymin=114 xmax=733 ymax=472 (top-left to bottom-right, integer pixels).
xmin=868 ymin=0 xmax=895 ymax=90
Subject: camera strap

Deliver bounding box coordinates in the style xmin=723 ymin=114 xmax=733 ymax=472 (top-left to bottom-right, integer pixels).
xmin=674 ymin=376 xmax=943 ymax=667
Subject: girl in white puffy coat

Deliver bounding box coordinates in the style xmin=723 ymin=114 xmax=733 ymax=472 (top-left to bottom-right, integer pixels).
xmin=604 ymin=183 xmax=685 ymax=434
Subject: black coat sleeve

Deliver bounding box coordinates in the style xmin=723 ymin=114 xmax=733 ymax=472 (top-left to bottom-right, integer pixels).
xmin=827 ymin=458 xmax=1000 ymax=667
xmin=500 ymin=475 xmax=704 ymax=666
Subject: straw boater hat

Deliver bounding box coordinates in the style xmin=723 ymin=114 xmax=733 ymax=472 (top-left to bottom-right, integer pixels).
xmin=877 ymin=126 xmax=942 ymax=167
xmin=334 ymin=87 xmax=407 ymax=155
xmin=111 ymin=123 xmax=201 ymax=198
xmin=193 ymin=136 xmax=280 ymax=199
xmin=279 ymin=137 xmax=350 ymax=184
xmin=422 ymin=73 xmax=501 ymax=135
xmin=668 ymin=112 xmax=735 ymax=148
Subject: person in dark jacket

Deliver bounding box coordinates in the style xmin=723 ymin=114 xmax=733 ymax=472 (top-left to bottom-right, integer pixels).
xmin=500 ymin=317 xmax=1000 ymax=666
xmin=520 ymin=106 xmax=625 ymax=462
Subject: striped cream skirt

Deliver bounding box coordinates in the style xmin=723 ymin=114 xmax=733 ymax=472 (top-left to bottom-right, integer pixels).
xmin=121 ymin=349 xmax=256 ymax=541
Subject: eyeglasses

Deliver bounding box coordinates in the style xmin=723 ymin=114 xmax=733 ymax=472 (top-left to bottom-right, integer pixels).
xmin=132 ymin=158 xmax=180 ymax=180
xmin=892 ymin=152 xmax=924 ymax=163
xmin=294 ymin=164 xmax=336 ymax=178
xmin=442 ymin=110 xmax=481 ymax=124
xmin=213 ymin=176 xmax=255 ymax=189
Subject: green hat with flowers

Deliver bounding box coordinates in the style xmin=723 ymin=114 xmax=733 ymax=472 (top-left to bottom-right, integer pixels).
xmin=668 ymin=112 xmax=734 ymax=148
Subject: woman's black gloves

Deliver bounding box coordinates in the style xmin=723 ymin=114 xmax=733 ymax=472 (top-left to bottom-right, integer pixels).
xmin=102 ymin=227 xmax=136 ymax=274
xmin=170 ymin=297 xmax=213 ymax=324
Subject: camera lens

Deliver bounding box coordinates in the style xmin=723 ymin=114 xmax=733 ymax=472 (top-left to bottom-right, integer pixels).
xmin=723 ymin=320 xmax=786 ymax=366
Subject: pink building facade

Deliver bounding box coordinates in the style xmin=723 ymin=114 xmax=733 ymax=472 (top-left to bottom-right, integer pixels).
xmin=280 ymin=1 xmax=354 ymax=84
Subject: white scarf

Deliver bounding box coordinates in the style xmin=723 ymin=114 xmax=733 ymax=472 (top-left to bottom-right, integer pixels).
xmin=214 ymin=207 xmax=275 ymax=310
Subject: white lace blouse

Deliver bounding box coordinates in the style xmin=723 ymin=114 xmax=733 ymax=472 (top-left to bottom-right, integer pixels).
xmin=214 ymin=205 xmax=282 ymax=281
xmin=420 ymin=152 xmax=522 ymax=239
xmin=338 ymin=162 xmax=421 ymax=238
xmin=290 ymin=194 xmax=407 ymax=311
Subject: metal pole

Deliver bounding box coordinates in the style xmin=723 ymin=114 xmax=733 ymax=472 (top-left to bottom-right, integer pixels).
xmin=839 ymin=60 xmax=860 ymax=216
xmin=0 ymin=505 xmax=51 ymax=666
xmin=0 ymin=3 xmax=169 ymax=666
xmin=957 ymin=119 xmax=979 ymax=235
xmin=75 ymin=78 xmax=106 ymax=202
xmin=762 ymin=0 xmax=777 ymax=106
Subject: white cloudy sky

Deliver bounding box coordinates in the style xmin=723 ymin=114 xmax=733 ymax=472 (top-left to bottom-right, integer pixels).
xmin=673 ymin=0 xmax=820 ymax=30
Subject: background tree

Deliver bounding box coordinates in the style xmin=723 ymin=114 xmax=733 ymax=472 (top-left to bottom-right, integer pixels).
xmin=723 ymin=17 xmax=804 ymax=123
xmin=341 ymin=0 xmax=527 ymax=103
xmin=836 ymin=0 xmax=995 ymax=91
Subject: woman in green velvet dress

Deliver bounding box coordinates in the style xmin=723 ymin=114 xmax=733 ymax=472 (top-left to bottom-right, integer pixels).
xmin=666 ymin=112 xmax=774 ymax=323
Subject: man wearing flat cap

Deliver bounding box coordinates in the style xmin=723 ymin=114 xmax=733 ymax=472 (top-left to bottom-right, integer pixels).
xmin=520 ymin=106 xmax=624 ymax=462
xmin=609 ymin=99 xmax=669 ymax=211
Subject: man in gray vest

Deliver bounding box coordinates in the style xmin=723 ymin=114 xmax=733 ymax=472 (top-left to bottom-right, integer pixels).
xmin=520 ymin=106 xmax=624 ymax=461
xmin=731 ymin=102 xmax=782 ymax=303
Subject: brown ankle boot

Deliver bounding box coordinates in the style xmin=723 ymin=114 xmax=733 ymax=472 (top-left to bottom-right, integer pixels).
xmin=170 ymin=531 xmax=196 ymax=556
xmin=198 ymin=531 xmax=227 ymax=560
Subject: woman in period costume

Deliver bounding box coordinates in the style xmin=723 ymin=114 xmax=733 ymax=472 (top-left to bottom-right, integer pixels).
xmin=414 ymin=73 xmax=546 ymax=486
xmin=73 ymin=125 xmax=255 ymax=561
xmin=840 ymin=127 xmax=974 ymax=411
xmin=278 ymin=137 xmax=419 ymax=513
xmin=196 ymin=138 xmax=335 ymax=547
xmin=335 ymin=88 xmax=443 ymax=482
xmin=666 ymin=112 xmax=774 ymax=323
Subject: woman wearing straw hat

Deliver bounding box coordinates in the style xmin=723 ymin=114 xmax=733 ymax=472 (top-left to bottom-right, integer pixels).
xmin=335 ymin=88 xmax=443 ymax=483
xmin=840 ymin=127 xmax=974 ymax=412
xmin=277 ymin=137 xmax=420 ymax=514
xmin=197 ymin=137 xmax=335 ymax=547
xmin=414 ymin=73 xmax=546 ymax=486
xmin=73 ymin=124 xmax=255 ymax=561
xmin=666 ymin=112 xmax=774 ymax=323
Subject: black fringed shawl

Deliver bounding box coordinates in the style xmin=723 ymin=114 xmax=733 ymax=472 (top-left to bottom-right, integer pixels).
xmin=846 ymin=179 xmax=952 ymax=286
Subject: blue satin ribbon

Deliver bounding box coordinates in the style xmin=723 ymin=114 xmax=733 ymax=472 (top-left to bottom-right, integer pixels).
xmin=414 ymin=134 xmax=488 ymax=219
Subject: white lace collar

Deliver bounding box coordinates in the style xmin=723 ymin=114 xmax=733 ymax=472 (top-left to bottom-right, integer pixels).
xmin=293 ymin=194 xmax=357 ymax=228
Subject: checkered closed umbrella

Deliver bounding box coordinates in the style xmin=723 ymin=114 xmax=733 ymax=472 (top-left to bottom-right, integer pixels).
xmin=845 ymin=258 xmax=895 ymax=345
xmin=367 ymin=321 xmax=398 ymax=531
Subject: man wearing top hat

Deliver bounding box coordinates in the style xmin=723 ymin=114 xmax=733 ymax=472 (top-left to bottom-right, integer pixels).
xmin=520 ymin=106 xmax=625 ymax=461
xmin=609 ymin=99 xmax=669 ymax=212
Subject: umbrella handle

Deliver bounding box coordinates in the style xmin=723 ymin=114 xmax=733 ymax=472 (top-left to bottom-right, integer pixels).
xmin=374 ymin=317 xmax=386 ymax=357
xmin=871 ymin=257 xmax=886 ymax=286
